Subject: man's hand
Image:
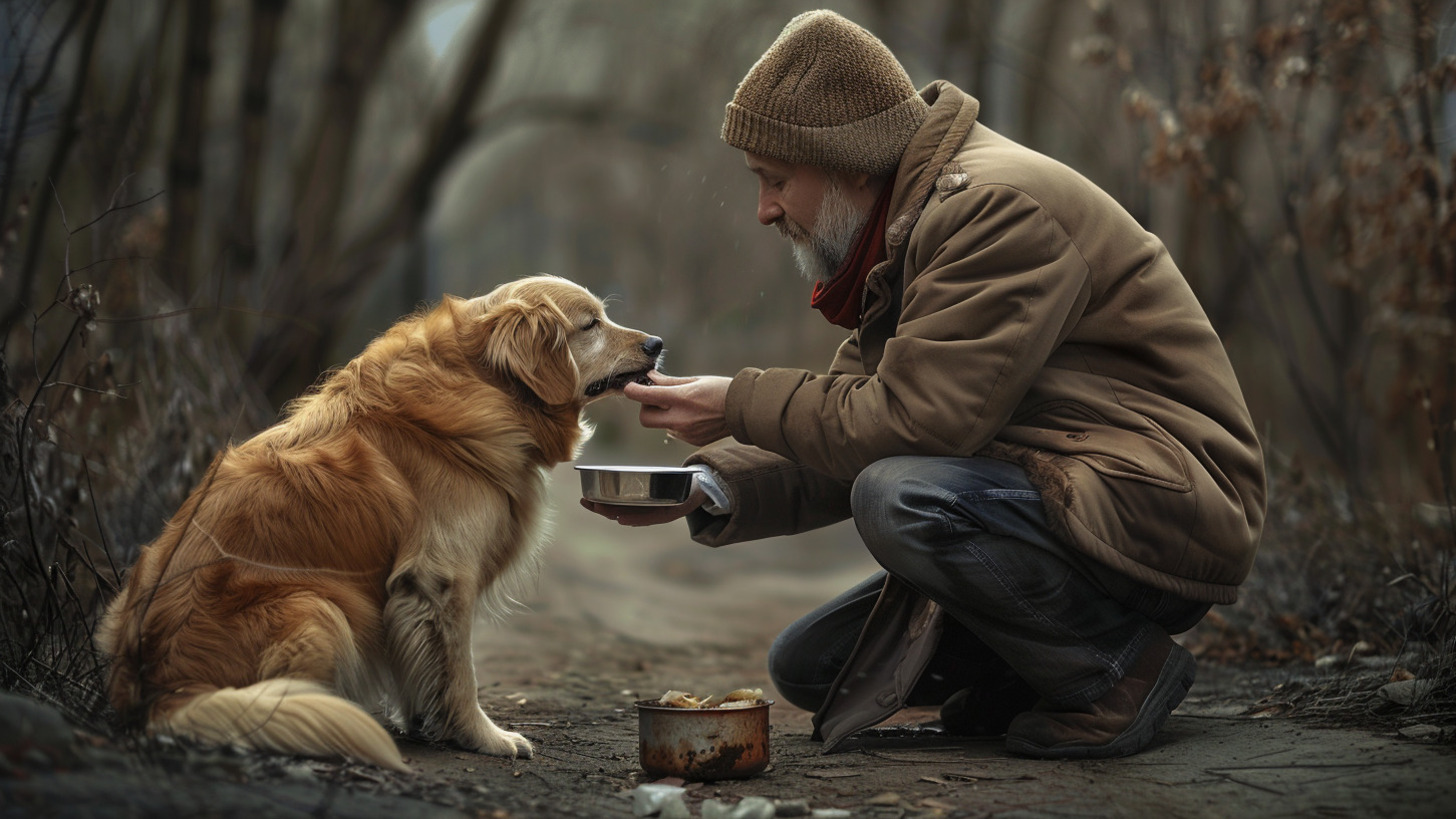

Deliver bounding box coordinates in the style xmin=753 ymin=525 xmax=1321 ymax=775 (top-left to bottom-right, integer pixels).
xmin=579 ymin=483 xmax=708 ymax=527
xmin=622 ymin=372 xmax=733 ymax=446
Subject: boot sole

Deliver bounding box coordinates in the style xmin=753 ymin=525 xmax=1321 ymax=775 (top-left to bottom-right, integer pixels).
xmin=1005 ymin=642 xmax=1197 ymax=760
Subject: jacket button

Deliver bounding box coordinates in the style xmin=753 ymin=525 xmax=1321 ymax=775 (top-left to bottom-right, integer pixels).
xmin=875 ymin=690 xmax=898 ymax=707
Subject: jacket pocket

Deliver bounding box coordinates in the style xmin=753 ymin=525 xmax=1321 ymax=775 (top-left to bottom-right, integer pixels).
xmin=999 ymin=400 xmax=1193 ymax=492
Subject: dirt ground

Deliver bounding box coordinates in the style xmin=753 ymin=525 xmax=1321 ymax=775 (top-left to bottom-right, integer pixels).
xmin=4 ymin=459 xmax=1454 ymax=818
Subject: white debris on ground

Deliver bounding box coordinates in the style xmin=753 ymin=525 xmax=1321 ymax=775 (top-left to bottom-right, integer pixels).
xmin=629 ymin=785 xmax=851 ymax=819
xmin=701 ymin=795 xmax=774 ymax=819
xmin=632 ymin=782 xmax=690 ymax=818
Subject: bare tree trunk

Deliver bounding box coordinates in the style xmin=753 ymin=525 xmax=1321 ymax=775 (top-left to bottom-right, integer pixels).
xmin=224 ymin=0 xmax=287 ymax=281
xmin=1018 ymin=0 xmax=1067 ymax=149
xmin=249 ymin=0 xmax=520 ymax=404
xmin=369 ymin=0 xmax=519 ymax=244
xmin=0 ymin=0 xmax=89 ymax=234
xmin=274 ymin=0 xmax=410 ymax=292
xmin=92 ymin=2 xmax=178 ymax=219
xmin=238 ymin=0 xmax=413 ymax=401
xmin=2 ymin=0 xmax=108 ymax=338
xmin=158 ymin=0 xmax=213 ymax=296
xmin=937 ymin=1 xmax=977 ymax=87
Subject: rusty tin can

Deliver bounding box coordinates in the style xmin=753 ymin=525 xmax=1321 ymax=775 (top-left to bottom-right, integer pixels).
xmin=635 ymin=699 xmax=773 ymax=781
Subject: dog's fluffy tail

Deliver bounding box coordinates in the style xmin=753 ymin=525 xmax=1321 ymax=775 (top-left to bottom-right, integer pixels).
xmin=154 ymin=679 xmax=408 ymax=772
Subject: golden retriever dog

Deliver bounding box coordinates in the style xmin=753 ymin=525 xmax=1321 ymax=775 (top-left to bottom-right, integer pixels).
xmin=95 ymin=275 xmax=661 ymax=772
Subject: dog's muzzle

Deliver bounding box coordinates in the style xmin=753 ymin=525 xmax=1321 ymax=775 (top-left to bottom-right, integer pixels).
xmin=585 ymin=336 xmax=664 ymax=397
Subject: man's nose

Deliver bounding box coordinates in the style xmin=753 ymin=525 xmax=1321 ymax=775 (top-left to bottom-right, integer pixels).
xmin=757 ymin=191 xmax=783 ymax=226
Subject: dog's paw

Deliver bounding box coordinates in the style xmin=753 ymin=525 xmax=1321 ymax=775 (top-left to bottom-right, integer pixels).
xmin=465 ymin=728 xmax=533 ymax=759
xmin=506 ymin=731 xmax=534 ymax=760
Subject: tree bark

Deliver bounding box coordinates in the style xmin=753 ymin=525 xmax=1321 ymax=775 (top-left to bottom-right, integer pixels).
xmin=224 ymin=0 xmax=288 ymax=281
xmin=158 ymin=0 xmax=214 ymax=296
xmin=2 ymin=0 xmax=108 ymax=338
xmin=249 ymin=0 xmax=520 ymax=404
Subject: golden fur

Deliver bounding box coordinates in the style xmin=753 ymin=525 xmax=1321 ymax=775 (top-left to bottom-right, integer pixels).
xmin=96 ymin=275 xmax=661 ymax=771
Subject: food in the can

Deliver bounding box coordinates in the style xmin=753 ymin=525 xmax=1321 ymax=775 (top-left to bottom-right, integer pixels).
xmin=655 ymin=687 xmax=766 ymax=709
xmin=656 ymin=690 xmax=707 ymax=708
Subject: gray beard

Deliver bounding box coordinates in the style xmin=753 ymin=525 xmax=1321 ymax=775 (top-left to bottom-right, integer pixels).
xmin=783 ymin=181 xmax=872 ymax=284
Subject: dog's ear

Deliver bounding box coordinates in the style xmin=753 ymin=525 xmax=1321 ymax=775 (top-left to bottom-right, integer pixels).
xmin=476 ymin=296 xmax=579 ymax=406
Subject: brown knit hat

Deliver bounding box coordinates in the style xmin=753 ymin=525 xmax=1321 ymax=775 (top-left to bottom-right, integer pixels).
xmin=722 ymin=10 xmax=929 ymax=176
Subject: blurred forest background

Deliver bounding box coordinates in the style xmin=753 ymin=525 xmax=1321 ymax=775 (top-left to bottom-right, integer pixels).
xmin=2 ymin=0 xmax=1454 ymax=735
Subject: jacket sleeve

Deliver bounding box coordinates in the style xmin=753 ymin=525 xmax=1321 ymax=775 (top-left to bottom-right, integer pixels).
xmin=682 ymin=439 xmax=853 ymax=547
xmin=827 ymin=331 xmax=863 ymax=376
xmin=724 ymin=183 xmax=1094 ymax=481
xmin=674 ymin=295 xmax=867 ymax=547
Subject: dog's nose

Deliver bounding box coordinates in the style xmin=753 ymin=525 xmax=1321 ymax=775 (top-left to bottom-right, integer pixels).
xmin=642 ymin=336 xmax=664 ymax=358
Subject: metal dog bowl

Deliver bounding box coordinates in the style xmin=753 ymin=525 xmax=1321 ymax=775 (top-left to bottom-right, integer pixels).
xmin=577 ymin=465 xmax=695 ymax=506
xmin=635 ymin=699 xmax=773 ymax=781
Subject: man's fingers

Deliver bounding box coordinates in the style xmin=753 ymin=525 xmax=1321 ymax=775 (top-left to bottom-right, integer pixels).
xmin=644 ymin=370 xmax=695 ymax=386
xmin=623 ymin=370 xmax=699 ymax=404
xmin=638 ymin=404 xmax=677 ymax=429
xmin=623 ymin=380 xmax=676 ymax=406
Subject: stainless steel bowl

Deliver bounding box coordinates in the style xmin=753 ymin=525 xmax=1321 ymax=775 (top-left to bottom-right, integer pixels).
xmin=576 ymin=465 xmax=695 ymax=506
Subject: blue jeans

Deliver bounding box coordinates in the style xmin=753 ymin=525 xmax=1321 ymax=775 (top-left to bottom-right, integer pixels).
xmin=768 ymin=456 xmax=1209 ymax=712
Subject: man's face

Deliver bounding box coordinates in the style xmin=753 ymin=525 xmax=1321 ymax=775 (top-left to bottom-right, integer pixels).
xmin=745 ymin=153 xmax=878 ymax=283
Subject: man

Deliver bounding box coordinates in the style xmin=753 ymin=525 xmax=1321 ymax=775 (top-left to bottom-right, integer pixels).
xmin=581 ymin=10 xmax=1265 ymax=760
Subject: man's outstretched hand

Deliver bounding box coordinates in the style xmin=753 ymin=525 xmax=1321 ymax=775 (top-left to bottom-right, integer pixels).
xmin=622 ymin=371 xmax=733 ymax=446
xmin=580 ymin=372 xmax=729 ymax=528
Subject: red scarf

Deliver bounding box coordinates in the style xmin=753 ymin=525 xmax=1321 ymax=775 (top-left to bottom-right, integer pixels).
xmin=810 ymin=177 xmax=895 ymax=330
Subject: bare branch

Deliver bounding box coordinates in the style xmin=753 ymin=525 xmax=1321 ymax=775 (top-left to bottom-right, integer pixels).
xmin=1 ymin=0 xmax=108 ymax=338
xmin=0 ymin=0 xmax=87 ymax=225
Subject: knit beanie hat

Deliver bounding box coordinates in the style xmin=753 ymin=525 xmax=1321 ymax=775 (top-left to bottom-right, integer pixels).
xmin=722 ymin=10 xmax=929 ymax=176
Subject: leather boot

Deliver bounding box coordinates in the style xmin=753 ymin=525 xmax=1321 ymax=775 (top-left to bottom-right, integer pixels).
xmin=1004 ymin=634 xmax=1196 ymax=759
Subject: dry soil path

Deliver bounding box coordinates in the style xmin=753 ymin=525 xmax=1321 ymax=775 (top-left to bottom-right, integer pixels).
xmin=402 ymin=461 xmax=1456 ymax=818
xmin=3 ymin=460 xmax=1452 ymax=819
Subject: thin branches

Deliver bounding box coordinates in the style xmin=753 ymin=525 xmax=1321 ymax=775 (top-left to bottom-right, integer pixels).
xmin=0 ymin=0 xmax=87 ymax=227
xmin=2 ymin=0 xmax=108 ymax=340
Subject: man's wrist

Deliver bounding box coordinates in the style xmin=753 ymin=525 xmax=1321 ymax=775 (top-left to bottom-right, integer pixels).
xmin=687 ymin=465 xmax=732 ymax=515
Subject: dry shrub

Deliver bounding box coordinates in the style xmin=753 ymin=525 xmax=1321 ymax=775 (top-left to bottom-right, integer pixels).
xmin=1 ymin=198 xmax=270 ymax=729
xmin=1079 ymin=0 xmax=1455 ymax=732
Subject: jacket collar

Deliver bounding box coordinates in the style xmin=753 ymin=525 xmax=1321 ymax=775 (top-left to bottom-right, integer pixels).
xmin=856 ymin=82 xmax=981 ymax=336
xmin=884 ymin=81 xmax=981 ymax=249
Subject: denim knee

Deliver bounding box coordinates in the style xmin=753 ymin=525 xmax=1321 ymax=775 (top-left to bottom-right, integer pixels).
xmin=766 ymin=628 xmax=820 ymax=712
xmin=849 ymin=456 xmax=1062 ymax=606
xmin=766 ymin=616 xmax=868 ymax=713
xmin=850 ymin=456 xmax=949 ymax=577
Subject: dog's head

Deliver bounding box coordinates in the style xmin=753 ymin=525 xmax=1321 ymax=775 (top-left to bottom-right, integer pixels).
xmin=463 ymin=275 xmax=662 ymax=407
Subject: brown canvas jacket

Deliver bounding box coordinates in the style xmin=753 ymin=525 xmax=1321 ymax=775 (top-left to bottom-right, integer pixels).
xmin=685 ymin=81 xmax=1266 ymax=749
